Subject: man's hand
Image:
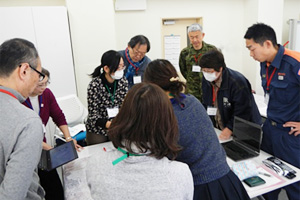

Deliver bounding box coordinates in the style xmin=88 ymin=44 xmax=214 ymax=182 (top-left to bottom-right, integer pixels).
xmin=283 ymin=122 xmax=300 ymax=136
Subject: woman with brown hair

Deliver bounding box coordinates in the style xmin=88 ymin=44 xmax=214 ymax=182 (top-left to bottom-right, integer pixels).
xmin=86 ymin=83 xmax=193 ymax=200
xmin=144 ymin=59 xmax=250 ymax=200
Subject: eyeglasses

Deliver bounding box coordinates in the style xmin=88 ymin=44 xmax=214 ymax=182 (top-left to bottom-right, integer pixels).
xmin=29 ymin=65 xmax=45 ymax=82
xmin=132 ymin=48 xmax=147 ymax=56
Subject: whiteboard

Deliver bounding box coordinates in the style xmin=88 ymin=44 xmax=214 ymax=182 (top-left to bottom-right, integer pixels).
xmin=288 ymin=19 xmax=300 ymax=52
xmin=164 ymin=35 xmax=181 ymax=71
xmin=0 ymin=6 xmax=77 ymax=98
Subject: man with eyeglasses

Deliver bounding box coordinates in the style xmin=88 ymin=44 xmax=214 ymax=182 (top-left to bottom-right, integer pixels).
xmin=0 ymin=38 xmax=45 ymax=199
xmin=179 ymin=23 xmax=216 ymax=102
xmin=119 ymin=35 xmax=151 ymax=88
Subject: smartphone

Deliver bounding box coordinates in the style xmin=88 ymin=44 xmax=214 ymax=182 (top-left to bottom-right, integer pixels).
xmin=243 ymin=176 xmax=266 ymax=187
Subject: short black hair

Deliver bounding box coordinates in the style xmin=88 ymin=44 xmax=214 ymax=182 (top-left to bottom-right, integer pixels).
xmin=128 ymin=35 xmax=150 ymax=52
xmin=244 ymin=23 xmax=277 ymax=47
xmin=199 ymin=49 xmax=226 ymax=72
xmin=0 ymin=38 xmax=39 ymax=78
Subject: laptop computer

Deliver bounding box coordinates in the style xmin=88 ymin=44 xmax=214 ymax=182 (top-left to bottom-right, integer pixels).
xmin=38 ymin=141 xmax=78 ymax=171
xmin=221 ymin=116 xmax=262 ymax=161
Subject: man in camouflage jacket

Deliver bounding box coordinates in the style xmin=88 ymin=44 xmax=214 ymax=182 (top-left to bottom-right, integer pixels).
xmin=179 ymin=23 xmax=216 ymax=102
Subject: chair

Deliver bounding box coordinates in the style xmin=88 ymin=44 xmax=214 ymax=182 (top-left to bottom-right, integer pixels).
xmin=55 ymin=95 xmax=88 ymax=144
xmin=56 ymin=94 xmax=88 ymax=127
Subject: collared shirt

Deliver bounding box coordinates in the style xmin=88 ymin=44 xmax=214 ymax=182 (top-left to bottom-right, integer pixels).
xmin=260 ymin=45 xmax=300 ymax=123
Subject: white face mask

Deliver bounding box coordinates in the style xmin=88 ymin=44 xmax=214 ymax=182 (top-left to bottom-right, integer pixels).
xmin=111 ymin=69 xmax=124 ymax=80
xmin=203 ymin=71 xmax=218 ymax=82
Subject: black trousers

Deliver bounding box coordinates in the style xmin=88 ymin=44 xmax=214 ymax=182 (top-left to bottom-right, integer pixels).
xmin=38 ymin=168 xmax=64 ymax=200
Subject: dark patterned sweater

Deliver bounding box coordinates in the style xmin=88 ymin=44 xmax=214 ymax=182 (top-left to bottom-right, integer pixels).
xmin=86 ymin=74 xmax=128 ymax=136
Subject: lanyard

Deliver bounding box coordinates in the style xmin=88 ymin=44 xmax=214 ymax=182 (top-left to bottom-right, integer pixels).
xmin=25 ymin=95 xmax=42 ymax=116
xmin=193 ymin=53 xmax=202 ymax=63
xmin=112 ymin=147 xmax=144 ymax=166
xmin=125 ymin=48 xmax=140 ymax=74
xmin=266 ymin=66 xmax=277 ymax=91
xmin=105 ymin=81 xmax=117 ymax=106
xmin=212 ymin=86 xmax=219 ymax=106
xmin=0 ymin=89 xmax=17 ymax=99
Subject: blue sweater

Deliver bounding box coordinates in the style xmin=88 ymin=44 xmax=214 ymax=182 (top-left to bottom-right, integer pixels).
xmin=172 ymin=94 xmax=230 ymax=185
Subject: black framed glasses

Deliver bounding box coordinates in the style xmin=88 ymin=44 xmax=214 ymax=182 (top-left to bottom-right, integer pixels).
xmin=29 ymin=65 xmax=45 ymax=82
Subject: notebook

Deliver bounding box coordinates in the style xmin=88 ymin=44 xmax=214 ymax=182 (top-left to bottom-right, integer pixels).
xmin=221 ymin=116 xmax=262 ymax=161
xmin=38 ymin=141 xmax=78 ymax=171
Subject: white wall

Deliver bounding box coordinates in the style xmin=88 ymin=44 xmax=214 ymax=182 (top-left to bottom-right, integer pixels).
xmin=283 ymin=0 xmax=300 ymax=47
xmin=1 ymin=0 xmax=300 ymax=105
xmin=65 ymin=0 xmax=116 ymax=106
xmin=242 ymin=0 xmax=260 ymax=94
xmin=242 ymin=0 xmax=285 ymax=95
xmin=115 ymin=0 xmax=245 ymax=72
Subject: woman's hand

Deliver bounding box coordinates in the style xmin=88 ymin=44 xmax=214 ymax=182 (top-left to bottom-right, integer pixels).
xmin=42 ymin=142 xmax=53 ymax=150
xmin=218 ymin=127 xmax=233 ymax=140
xmin=106 ymin=120 xmax=112 ymax=129
xmin=66 ymin=137 xmax=83 ymax=152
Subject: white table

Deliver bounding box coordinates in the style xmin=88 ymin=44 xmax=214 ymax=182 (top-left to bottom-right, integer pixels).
xmin=62 ymin=135 xmax=300 ymax=199
xmin=215 ymin=128 xmax=300 ymax=198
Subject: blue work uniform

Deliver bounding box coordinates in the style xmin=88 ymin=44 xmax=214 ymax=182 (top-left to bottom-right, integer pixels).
xmin=260 ymin=45 xmax=300 ymax=200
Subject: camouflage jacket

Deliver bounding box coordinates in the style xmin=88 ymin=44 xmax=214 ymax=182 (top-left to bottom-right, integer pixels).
xmin=179 ymin=42 xmax=216 ymax=102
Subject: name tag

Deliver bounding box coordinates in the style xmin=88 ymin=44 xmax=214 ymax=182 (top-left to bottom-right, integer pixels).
xmin=192 ymin=65 xmax=201 ymax=72
xmin=133 ymin=75 xmax=142 ymax=84
xmin=42 ymin=124 xmax=46 ymax=134
xmin=264 ymin=93 xmax=269 ymax=105
xmin=106 ymin=107 xmax=119 ymax=118
xmin=207 ymin=107 xmax=217 ymax=116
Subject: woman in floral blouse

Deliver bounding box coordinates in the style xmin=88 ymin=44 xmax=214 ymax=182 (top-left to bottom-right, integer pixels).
xmin=86 ymin=50 xmax=128 ymax=145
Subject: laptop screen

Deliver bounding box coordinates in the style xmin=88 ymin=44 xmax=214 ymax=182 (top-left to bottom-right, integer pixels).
xmin=233 ymin=116 xmax=262 ymax=153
